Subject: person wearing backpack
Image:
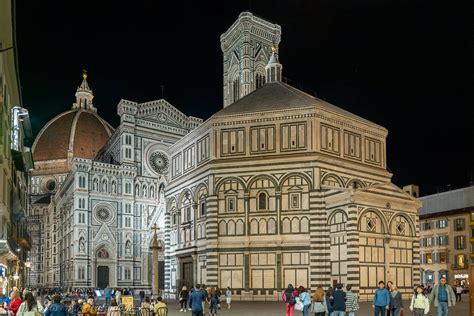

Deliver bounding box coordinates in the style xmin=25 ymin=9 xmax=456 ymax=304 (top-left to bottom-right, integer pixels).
xmin=325 ymin=287 xmax=335 ymax=316
xmin=332 ymin=283 xmax=346 ymax=316
xmin=282 ymin=284 xmax=298 ymax=316
xmin=345 ymin=284 xmax=359 ymax=316
xmin=311 ymin=287 xmax=328 ymax=316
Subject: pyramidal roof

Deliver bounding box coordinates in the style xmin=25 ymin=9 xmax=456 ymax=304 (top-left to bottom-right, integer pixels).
xmin=213 ymin=82 xmax=385 ymax=130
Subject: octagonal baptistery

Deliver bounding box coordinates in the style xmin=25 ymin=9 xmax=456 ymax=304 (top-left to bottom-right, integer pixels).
xmin=32 ymin=76 xmax=113 ymax=175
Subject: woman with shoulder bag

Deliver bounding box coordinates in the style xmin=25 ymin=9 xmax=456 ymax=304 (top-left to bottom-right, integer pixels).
xmin=311 ymin=287 xmax=328 ymax=316
xmin=17 ymin=292 xmax=44 ymax=316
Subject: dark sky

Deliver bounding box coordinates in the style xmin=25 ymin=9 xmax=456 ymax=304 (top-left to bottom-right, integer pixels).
xmin=16 ymin=0 xmax=472 ymax=196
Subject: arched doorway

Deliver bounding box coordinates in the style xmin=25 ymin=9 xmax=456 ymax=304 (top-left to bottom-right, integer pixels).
xmin=94 ymin=246 xmax=116 ymax=289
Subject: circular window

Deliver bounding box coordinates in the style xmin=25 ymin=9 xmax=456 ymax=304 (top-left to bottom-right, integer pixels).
xmin=46 ymin=179 xmax=56 ymax=191
xmin=96 ymin=208 xmax=111 ymax=222
xmin=149 ymin=151 xmax=169 ymax=174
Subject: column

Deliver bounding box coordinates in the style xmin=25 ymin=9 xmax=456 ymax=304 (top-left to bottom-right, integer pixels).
xmin=309 ymin=189 xmax=330 ymax=289
xmin=345 ymin=204 xmax=360 ymax=293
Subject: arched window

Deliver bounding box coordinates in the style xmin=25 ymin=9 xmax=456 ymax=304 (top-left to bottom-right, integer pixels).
xmin=142 ymin=185 xmax=147 ymax=197
xmin=79 ymin=176 xmax=86 ymax=188
xmin=258 ymin=192 xmax=267 ymax=210
xmin=135 ymin=184 xmax=140 ymax=196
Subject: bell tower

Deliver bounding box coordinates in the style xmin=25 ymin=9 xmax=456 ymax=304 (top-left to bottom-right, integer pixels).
xmin=220 ymin=12 xmax=281 ymax=107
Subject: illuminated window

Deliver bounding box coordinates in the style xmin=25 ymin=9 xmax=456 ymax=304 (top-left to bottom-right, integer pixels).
xmin=426 ymin=253 xmax=433 ymax=264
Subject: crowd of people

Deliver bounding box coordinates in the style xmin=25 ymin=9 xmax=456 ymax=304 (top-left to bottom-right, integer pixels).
xmin=0 ymin=286 xmax=168 ymax=316
xmin=0 ymin=276 xmax=463 ymax=316
xmin=176 ymin=285 xmax=232 ymax=315
xmin=278 ymin=277 xmax=458 ymax=316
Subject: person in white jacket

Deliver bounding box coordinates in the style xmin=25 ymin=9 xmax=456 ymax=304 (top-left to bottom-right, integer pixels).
xmin=410 ymin=286 xmax=430 ymax=316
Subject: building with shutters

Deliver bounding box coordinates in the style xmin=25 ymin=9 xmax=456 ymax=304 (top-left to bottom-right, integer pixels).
xmin=419 ymin=185 xmax=474 ymax=288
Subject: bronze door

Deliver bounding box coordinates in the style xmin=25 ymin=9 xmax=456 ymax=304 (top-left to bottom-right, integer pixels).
xmin=97 ymin=266 xmax=109 ymax=289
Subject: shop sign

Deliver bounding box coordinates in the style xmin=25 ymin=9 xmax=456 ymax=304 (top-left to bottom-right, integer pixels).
xmin=454 ymin=274 xmax=468 ymax=279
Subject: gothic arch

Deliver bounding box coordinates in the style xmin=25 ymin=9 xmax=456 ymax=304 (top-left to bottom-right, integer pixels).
xmin=358 ymin=208 xmax=388 ymax=234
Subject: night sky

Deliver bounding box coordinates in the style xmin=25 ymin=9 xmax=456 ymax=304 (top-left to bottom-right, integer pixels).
xmin=15 ymin=0 xmax=472 ymax=196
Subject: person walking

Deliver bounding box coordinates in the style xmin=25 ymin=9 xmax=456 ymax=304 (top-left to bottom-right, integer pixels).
xmin=298 ymin=287 xmax=311 ymax=316
xmin=345 ymin=284 xmax=359 ymax=316
xmin=104 ymin=285 xmax=112 ymax=306
xmin=44 ymin=294 xmax=68 ymax=316
xmin=389 ymin=285 xmax=403 ymax=316
xmin=311 ymin=287 xmax=328 ymax=316
xmin=189 ymin=284 xmax=207 ymax=316
xmin=114 ymin=288 xmax=122 ymax=306
xmin=282 ymin=284 xmax=298 ymax=316
xmin=429 ymin=277 xmax=456 ymax=316
xmin=208 ymin=289 xmax=219 ymax=316
xmin=179 ymin=286 xmax=189 ymax=312
xmin=455 ymin=284 xmax=462 ymax=302
xmin=17 ymin=292 xmax=44 ymax=316
xmin=372 ymin=281 xmax=390 ymax=316
xmin=225 ymin=287 xmax=232 ymax=310
xmin=409 ymin=286 xmax=430 ymax=316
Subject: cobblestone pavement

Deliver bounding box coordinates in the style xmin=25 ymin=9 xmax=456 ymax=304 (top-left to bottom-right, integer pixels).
xmin=165 ymin=298 xmax=469 ymax=316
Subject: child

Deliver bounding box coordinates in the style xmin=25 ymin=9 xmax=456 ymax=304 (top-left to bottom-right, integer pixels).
xmin=409 ymin=286 xmax=430 ymax=316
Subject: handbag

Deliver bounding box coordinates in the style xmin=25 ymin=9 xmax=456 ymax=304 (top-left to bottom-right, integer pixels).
xmin=294 ymin=297 xmax=304 ymax=311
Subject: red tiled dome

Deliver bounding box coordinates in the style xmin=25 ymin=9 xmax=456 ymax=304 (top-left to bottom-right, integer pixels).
xmin=32 ymin=110 xmax=113 ymax=162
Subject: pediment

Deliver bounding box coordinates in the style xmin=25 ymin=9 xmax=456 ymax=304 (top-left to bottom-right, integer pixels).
xmin=93 ymin=224 xmax=116 ymax=247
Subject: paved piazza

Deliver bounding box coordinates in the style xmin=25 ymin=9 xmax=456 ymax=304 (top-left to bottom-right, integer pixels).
xmin=164 ymin=299 xmax=469 ymax=316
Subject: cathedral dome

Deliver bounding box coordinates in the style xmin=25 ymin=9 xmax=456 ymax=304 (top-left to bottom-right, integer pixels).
xmin=32 ymin=73 xmax=113 ymax=162
xmin=32 ymin=110 xmax=113 ymax=161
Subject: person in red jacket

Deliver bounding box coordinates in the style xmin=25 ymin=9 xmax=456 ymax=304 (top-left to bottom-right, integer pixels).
xmin=9 ymin=290 xmax=22 ymax=316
